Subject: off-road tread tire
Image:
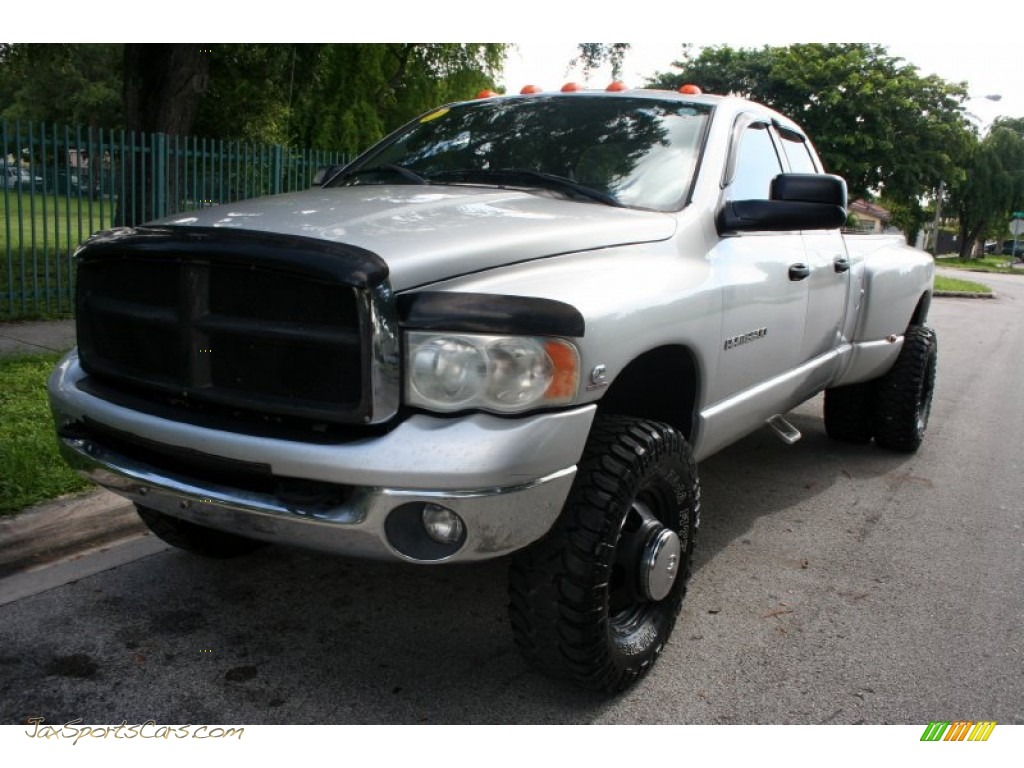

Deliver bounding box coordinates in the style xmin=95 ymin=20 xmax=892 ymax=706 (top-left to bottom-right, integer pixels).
xmin=136 ymin=505 xmax=265 ymax=558
xmin=507 ymin=415 xmax=699 ymax=693
xmin=873 ymin=325 xmax=937 ymax=452
xmin=824 ymin=382 xmax=875 ymax=444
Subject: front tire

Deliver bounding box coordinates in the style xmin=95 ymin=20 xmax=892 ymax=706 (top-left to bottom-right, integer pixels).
xmin=508 ymin=416 xmax=699 ymax=693
xmin=136 ymin=505 xmax=265 ymax=558
xmin=873 ymin=325 xmax=937 ymax=452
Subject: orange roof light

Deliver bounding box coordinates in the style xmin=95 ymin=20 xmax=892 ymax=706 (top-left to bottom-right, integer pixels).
xmin=561 ymin=82 xmax=583 ymax=92
xmin=475 ymin=89 xmax=498 ymax=99
xmin=606 ymin=81 xmax=629 ymax=92
xmin=678 ymin=84 xmax=703 ymax=95
xmin=520 ymin=84 xmax=544 ymax=94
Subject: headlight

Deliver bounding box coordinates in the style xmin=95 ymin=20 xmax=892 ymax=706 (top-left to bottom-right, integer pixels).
xmin=406 ymin=332 xmax=580 ymax=414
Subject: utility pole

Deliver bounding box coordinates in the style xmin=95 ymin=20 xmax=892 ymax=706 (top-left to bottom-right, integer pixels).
xmin=931 ymin=180 xmax=944 ymax=257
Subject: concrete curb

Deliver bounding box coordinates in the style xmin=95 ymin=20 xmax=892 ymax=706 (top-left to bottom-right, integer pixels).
xmin=933 ymin=290 xmax=996 ymax=299
xmin=0 ymin=490 xmax=144 ymax=579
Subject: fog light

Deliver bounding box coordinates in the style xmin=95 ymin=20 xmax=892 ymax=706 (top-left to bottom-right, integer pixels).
xmin=422 ymin=504 xmax=465 ymax=544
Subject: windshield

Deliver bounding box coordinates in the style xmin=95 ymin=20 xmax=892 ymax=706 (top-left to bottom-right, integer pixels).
xmin=328 ymin=94 xmax=712 ymax=212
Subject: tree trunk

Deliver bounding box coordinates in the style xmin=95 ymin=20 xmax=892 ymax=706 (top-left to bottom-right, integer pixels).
xmin=957 ymin=222 xmax=984 ymax=260
xmin=116 ymin=44 xmax=210 ymax=227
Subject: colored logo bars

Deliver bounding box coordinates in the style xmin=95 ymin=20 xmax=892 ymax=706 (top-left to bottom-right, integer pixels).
xmin=920 ymin=721 xmax=997 ymax=742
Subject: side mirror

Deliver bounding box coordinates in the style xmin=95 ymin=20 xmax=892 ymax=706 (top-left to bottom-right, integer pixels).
xmin=717 ymin=173 xmax=848 ymax=233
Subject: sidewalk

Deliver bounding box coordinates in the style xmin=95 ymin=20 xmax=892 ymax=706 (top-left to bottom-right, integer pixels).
xmin=0 ymin=318 xmax=77 ymax=357
xmin=0 ymin=317 xmax=147 ymax=579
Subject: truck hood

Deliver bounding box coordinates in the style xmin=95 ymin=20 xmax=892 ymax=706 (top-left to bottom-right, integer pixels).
xmin=158 ymin=185 xmax=676 ymax=291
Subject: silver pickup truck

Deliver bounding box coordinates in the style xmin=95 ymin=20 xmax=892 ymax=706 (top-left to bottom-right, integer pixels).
xmin=49 ymin=87 xmax=936 ymax=692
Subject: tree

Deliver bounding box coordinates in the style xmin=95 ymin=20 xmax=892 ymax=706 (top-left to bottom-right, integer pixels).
xmin=0 ymin=43 xmax=122 ymax=128
xmin=569 ymin=43 xmax=631 ymax=79
xmin=114 ymin=44 xmax=506 ymax=222
xmin=117 ymin=44 xmax=213 ymax=225
xmin=0 ymin=43 xmax=507 ymax=153
xmin=647 ymin=44 xmax=974 ymax=225
xmin=879 ymin=195 xmax=929 ymax=248
xmin=122 ymin=44 xmax=211 ymax=135
xmin=283 ymin=44 xmax=506 ymax=154
xmin=947 ymin=120 xmax=1024 ymax=258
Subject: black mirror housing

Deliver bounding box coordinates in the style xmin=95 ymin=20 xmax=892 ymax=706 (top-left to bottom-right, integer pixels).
xmin=718 ymin=173 xmax=848 ymax=233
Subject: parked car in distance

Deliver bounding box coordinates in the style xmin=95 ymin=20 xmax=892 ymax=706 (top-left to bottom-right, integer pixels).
xmin=44 ymin=168 xmax=103 ymax=199
xmin=3 ymin=165 xmax=42 ymax=191
xmin=1000 ymin=239 xmax=1020 ymax=258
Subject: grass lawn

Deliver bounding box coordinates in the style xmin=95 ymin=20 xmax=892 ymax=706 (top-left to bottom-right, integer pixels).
xmin=934 ymin=274 xmax=992 ymax=294
xmin=935 ymin=255 xmax=1019 ymax=274
xmin=0 ymin=352 xmax=91 ymax=515
xmin=1 ymin=192 xmax=111 ymax=320
xmin=0 ymin=191 xmax=113 ymax=252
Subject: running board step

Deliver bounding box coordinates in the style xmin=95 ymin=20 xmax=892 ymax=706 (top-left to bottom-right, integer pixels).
xmin=766 ymin=415 xmax=802 ymax=445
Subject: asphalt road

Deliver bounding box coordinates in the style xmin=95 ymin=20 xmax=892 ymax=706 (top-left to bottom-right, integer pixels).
xmin=1 ymin=271 xmax=1021 ymax=725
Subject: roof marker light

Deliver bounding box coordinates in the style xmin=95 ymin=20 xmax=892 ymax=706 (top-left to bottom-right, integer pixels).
xmin=475 ymin=89 xmax=498 ymax=99
xmin=561 ymin=82 xmax=583 ymax=92
xmin=606 ymin=81 xmax=629 ymax=92
xmin=679 ymin=84 xmax=703 ymax=95
xmin=520 ymin=84 xmax=544 ymax=94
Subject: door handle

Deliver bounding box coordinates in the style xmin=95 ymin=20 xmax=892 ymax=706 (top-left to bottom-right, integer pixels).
xmin=834 ymin=256 xmax=850 ymax=273
xmin=789 ymin=263 xmax=810 ymax=281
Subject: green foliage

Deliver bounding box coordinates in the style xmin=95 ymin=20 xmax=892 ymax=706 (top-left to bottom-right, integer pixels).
xmin=879 ymin=195 xmax=928 ymax=245
xmin=192 ymin=44 xmax=300 ymax=144
xmin=0 ymin=44 xmax=123 ymax=128
xmin=570 ymin=44 xmax=631 ymax=78
xmin=286 ymin=44 xmax=507 ymax=154
xmin=647 ymin=44 xmax=972 ymax=207
xmin=0 ymin=44 xmax=507 ymax=156
xmin=947 ymin=120 xmax=1024 ymax=257
xmin=0 ymin=353 xmax=90 ymax=515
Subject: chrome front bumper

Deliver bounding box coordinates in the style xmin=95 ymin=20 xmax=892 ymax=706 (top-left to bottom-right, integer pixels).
xmin=58 ymin=435 xmax=577 ymax=563
xmin=50 ymin=353 xmax=594 ymax=563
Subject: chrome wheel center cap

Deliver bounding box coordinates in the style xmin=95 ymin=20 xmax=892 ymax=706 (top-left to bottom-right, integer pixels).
xmin=641 ymin=527 xmax=682 ymax=601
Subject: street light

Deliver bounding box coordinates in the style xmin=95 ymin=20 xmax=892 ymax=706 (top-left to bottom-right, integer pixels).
xmin=931 ymin=94 xmax=1003 ymax=256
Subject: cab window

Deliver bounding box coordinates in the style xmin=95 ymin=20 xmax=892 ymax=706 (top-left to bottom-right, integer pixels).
xmin=726 ymin=123 xmax=783 ymax=201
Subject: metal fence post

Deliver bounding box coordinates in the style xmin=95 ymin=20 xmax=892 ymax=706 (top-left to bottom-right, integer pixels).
xmin=272 ymin=145 xmax=283 ymax=196
xmin=153 ymin=132 xmax=168 ymax=220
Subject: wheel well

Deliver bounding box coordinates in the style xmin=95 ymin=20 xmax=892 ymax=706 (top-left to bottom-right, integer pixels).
xmin=910 ymin=291 xmax=932 ymax=326
xmin=596 ymin=346 xmax=699 ymax=439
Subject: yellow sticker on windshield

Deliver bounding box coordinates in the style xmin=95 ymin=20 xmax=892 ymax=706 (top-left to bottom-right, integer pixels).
xmin=420 ymin=107 xmax=450 ymax=123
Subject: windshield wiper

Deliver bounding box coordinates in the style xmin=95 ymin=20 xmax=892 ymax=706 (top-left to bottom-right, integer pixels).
xmin=427 ymin=168 xmax=624 ymax=207
xmin=336 ymin=163 xmax=430 ymax=185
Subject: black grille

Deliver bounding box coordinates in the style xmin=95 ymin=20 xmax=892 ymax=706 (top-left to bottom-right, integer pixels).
xmin=75 ymin=226 xmax=392 ymax=425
